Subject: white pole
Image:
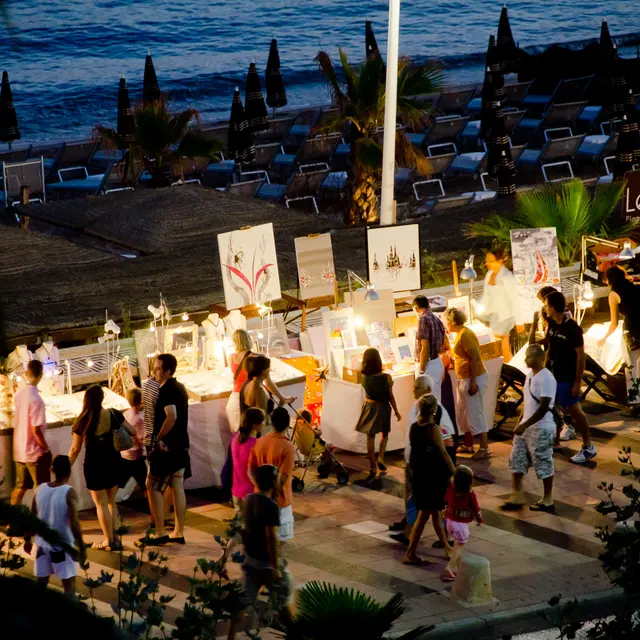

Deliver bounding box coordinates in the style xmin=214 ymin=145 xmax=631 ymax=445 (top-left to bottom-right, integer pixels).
xmin=380 ymin=0 xmax=401 ymax=226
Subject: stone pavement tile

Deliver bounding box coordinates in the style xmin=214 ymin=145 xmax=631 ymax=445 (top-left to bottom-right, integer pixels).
xmin=304 ymin=534 xmax=393 ymax=556
xmin=188 ymin=503 xmax=229 ymax=515
xmin=288 ymin=525 xmax=363 ymax=548
xmin=528 ymin=513 xmax=603 ymax=541
xmin=474 ymin=482 xmax=514 ymax=497
xmin=190 ymin=505 xmax=235 ymax=521
xmin=409 ymin=592 xmax=464 ymax=615
xmin=464 ymin=539 xmax=528 ymax=566
xmin=342 ymin=520 xmax=390 ymax=535
xmin=490 ymin=558 xmax=558 ymax=580
xmin=489 ymin=580 xmax=537 ymax=602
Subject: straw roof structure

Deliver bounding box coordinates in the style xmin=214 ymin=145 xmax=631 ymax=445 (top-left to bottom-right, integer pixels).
xmin=0 ymin=186 xmax=495 ymax=343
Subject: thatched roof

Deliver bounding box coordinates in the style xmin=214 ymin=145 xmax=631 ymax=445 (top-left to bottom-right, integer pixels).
xmin=1 ymin=186 xmax=498 ymax=343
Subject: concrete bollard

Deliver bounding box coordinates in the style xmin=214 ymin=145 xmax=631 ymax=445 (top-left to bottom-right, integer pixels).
xmin=451 ymin=554 xmax=494 ymax=607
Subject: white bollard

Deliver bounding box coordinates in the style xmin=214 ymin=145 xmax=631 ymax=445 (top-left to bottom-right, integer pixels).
xmin=451 ymin=554 xmax=495 ymax=607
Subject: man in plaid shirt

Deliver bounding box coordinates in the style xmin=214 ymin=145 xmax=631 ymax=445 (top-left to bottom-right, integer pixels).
xmin=413 ymin=295 xmax=447 ymax=401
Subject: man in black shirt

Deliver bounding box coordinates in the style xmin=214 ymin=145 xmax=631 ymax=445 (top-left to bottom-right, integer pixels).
xmin=544 ymin=292 xmax=596 ymax=465
xmin=145 ymin=353 xmax=190 ymax=544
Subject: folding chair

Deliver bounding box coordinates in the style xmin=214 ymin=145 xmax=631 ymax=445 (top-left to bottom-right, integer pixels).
xmin=281 ymin=109 xmax=321 ymax=152
xmin=1 ymin=158 xmax=47 ymax=206
xmin=580 ymin=354 xmax=621 ymax=404
xmin=495 ymin=363 xmax=527 ymax=428
xmin=467 ymin=81 xmax=533 ymax=114
xmin=47 ymin=162 xmax=134 ymax=199
xmin=523 ymin=75 xmax=593 ymax=113
xmin=255 ymin=167 xmax=329 ymax=213
xmin=253 ymin=116 xmax=296 ymax=144
xmin=518 ymin=134 xmax=586 ymax=182
xmin=41 ymin=139 xmax=101 ymax=182
xmin=517 ymin=101 xmax=587 ymax=142
xmin=461 ymin=110 xmax=525 ymax=148
xmin=408 ymin=115 xmax=470 ymax=155
xmin=435 ymin=88 xmax=476 ymax=114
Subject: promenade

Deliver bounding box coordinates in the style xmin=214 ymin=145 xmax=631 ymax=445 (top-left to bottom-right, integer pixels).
xmin=9 ymin=404 xmax=639 ymax=639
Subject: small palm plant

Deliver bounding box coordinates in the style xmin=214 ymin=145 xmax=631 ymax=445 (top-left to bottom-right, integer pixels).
xmin=96 ymin=99 xmax=222 ymax=188
xmin=468 ymin=179 xmax=634 ymax=267
xmin=281 ymin=581 xmax=432 ymax=639
xmin=316 ymin=50 xmax=443 ymax=225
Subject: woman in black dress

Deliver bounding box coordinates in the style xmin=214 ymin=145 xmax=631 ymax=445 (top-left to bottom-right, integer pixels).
xmin=403 ymin=394 xmax=456 ymax=565
xmin=69 ymin=385 xmax=135 ymax=550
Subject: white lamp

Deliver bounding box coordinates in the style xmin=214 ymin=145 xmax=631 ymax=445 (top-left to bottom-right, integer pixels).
xmin=618 ymin=241 xmax=635 ymax=261
xmin=460 ymin=255 xmax=477 ymax=321
xmin=347 ymin=270 xmax=380 ymax=305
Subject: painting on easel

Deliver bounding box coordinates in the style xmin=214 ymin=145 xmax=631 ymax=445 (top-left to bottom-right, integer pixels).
xmin=217 ymin=223 xmax=282 ymax=310
xmin=294 ymin=233 xmax=336 ymax=300
xmin=367 ymin=224 xmax=421 ymax=292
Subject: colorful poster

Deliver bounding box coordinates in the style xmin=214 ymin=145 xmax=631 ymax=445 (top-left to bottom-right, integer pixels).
xmin=367 ymin=224 xmax=421 ymax=293
xmin=217 ymin=223 xmax=282 ymax=310
xmin=294 ymin=233 xmax=336 ymax=300
xmin=510 ymin=227 xmax=561 ymax=320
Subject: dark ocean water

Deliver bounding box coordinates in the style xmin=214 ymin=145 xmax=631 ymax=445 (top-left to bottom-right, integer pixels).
xmin=1 ymin=0 xmax=640 ymax=142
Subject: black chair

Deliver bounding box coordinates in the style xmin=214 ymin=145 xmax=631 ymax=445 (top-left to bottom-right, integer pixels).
xmin=496 ymin=363 xmax=527 ymax=428
xmin=580 ymin=355 xmax=621 ymax=404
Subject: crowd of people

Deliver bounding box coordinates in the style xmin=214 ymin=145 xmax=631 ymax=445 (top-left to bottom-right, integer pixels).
xmin=9 ymin=256 xmax=640 ymax=616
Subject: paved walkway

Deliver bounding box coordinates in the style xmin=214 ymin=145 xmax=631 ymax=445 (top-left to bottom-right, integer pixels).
xmin=9 ymin=404 xmax=639 ymax=638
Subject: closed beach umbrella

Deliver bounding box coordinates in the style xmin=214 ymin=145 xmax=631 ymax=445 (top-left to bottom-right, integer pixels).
xmin=495 ymin=149 xmax=516 ymax=197
xmin=604 ymin=46 xmax=627 ymax=120
xmin=0 ymin=70 xmax=20 ymax=147
xmin=365 ymin=20 xmax=382 ymax=63
xmin=265 ymin=38 xmax=287 ymax=110
xmin=479 ymin=36 xmax=505 ymax=141
xmin=143 ymin=51 xmax=161 ymax=106
xmin=228 ymin=88 xmax=255 ymax=164
xmin=599 ymin=19 xmax=615 ymax=56
xmin=613 ymin=115 xmax=635 ymax=180
xmin=496 ymin=5 xmax=518 ymax=73
xmin=245 ymin=62 xmax=269 ymax=133
xmin=624 ymin=88 xmax=640 ymax=164
xmin=117 ymin=76 xmax=136 ymax=144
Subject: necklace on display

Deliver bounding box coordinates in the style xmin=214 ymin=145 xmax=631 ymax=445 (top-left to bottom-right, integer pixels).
xmin=16 ymin=345 xmax=33 ymax=362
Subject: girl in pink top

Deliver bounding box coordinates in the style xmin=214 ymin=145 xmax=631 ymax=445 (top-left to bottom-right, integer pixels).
xmin=231 ymin=407 xmax=265 ymax=517
xmin=442 ymin=465 xmax=483 ymax=582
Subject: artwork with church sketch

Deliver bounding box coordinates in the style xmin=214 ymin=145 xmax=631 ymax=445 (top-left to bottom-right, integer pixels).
xmin=510 ymin=227 xmax=560 ymax=320
xmin=294 ymin=233 xmax=336 ymax=299
xmin=367 ymin=224 xmax=421 ymax=292
xmin=218 ymin=223 xmax=282 ymax=310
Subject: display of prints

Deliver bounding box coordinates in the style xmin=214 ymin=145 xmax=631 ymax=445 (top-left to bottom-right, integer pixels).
xmin=446 ymin=295 xmax=471 ymax=326
xmin=367 ymin=224 xmax=421 ymax=292
xmin=294 ymin=234 xmax=336 ymax=300
xmin=510 ymin=227 xmax=561 ymax=320
xmin=217 ymin=223 xmax=282 ymax=310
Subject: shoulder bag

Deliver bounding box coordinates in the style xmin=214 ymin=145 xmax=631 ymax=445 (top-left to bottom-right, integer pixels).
xmin=110 ymin=409 xmax=133 ymax=452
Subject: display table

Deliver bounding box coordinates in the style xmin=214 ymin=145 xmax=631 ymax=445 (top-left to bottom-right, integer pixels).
xmin=177 ymin=357 xmax=307 ymax=490
xmin=320 ymin=373 xmax=415 ymax=454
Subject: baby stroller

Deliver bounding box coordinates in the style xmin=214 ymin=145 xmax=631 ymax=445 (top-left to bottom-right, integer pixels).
xmin=288 ymin=408 xmax=349 ymax=492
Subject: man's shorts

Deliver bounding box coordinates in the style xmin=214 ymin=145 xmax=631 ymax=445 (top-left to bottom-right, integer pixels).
xmin=34 ymin=547 xmax=77 ymax=580
xmin=15 ymin=451 xmax=51 ymax=490
xmin=509 ymin=426 xmax=555 ymax=480
xmin=278 ymin=505 xmax=294 ymax=542
xmin=555 ymin=381 xmax=580 ymax=407
xmin=148 ymin=448 xmax=190 ymax=491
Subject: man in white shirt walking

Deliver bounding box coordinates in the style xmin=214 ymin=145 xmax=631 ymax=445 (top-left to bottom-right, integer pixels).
xmin=501 ymin=344 xmax=558 ymax=513
xmin=12 ymin=360 xmax=51 ymax=506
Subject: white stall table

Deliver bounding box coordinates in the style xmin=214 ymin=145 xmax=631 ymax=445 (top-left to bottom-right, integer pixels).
xmin=320 ymin=373 xmax=415 ymax=454
xmin=177 ymin=357 xmax=307 ymax=490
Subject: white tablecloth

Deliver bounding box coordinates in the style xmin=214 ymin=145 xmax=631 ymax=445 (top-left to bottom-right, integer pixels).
xmin=320 ymin=374 xmax=415 ymax=454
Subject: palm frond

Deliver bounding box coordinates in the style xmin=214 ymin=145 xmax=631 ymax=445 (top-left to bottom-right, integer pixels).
xmin=354 ymin=136 xmax=382 ymax=171
xmin=315 ymin=51 xmax=347 ymax=112
xmin=356 ymin=58 xmax=385 ymax=111
xmin=176 ymin=131 xmax=222 ymax=160
xmin=338 ymin=48 xmax=358 ymax=102
xmin=589 ymin=180 xmax=626 ymax=235
xmin=170 ymin=107 xmax=199 ymax=141
xmin=395 ymin=132 xmax=431 ymax=176
xmin=94 ymin=125 xmax=123 ymax=151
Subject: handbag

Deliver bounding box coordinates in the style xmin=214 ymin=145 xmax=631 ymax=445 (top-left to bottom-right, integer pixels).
xmin=110 ymin=409 xmax=133 ymax=452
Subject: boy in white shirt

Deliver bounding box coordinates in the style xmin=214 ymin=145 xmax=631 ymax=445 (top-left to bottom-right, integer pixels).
xmin=501 ymin=344 xmax=558 ymax=513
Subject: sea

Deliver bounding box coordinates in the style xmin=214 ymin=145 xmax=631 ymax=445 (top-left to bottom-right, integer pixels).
xmin=1 ymin=0 xmax=640 ymax=143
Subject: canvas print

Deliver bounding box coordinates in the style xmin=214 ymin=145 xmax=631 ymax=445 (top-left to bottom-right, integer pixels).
xmin=367 ymin=224 xmax=421 ymax=292
xmin=390 ymin=337 xmax=413 ymax=364
xmin=218 ymin=223 xmax=282 ymax=310
xmin=510 ymin=227 xmax=561 ymax=320
xmin=446 ymin=295 xmax=471 ymax=325
xmin=294 ymin=234 xmax=336 ymax=300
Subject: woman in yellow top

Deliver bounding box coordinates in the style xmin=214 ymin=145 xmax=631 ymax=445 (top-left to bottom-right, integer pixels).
xmin=445 ymin=308 xmax=491 ymax=460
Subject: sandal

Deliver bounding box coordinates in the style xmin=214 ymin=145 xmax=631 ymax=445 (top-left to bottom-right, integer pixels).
xmin=440 ymin=570 xmax=457 ymax=582
xmin=499 ymin=501 xmax=525 ymax=511
xmin=402 ymin=556 xmax=429 ymax=566
xmin=457 ymin=445 xmax=475 ymax=455
xmin=529 ymin=502 xmax=556 ymax=514
xmin=471 ymin=448 xmax=492 ymax=461
xmin=94 ymin=541 xmax=112 ymax=551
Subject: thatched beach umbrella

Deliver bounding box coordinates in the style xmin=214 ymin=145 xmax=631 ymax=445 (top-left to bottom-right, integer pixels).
xmin=0 ymin=70 xmax=20 ymax=148
xmin=265 ymin=38 xmax=287 ymax=112
xmin=365 ymin=20 xmax=382 ymax=63
xmin=245 ymin=62 xmax=269 ymax=133
xmin=496 ymin=5 xmax=518 ymax=73
xmin=117 ymin=76 xmax=136 ymax=144
xmin=227 ymin=88 xmax=255 ymax=164
xmin=143 ymin=51 xmax=161 ymax=106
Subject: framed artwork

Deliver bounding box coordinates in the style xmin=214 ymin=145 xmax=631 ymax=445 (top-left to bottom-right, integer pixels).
xmin=163 ymin=322 xmax=199 ymax=372
xmin=217 ymin=223 xmax=282 ymax=310
xmin=447 ymin=295 xmax=471 ymax=325
xmin=510 ymin=227 xmax=561 ymax=320
xmin=343 ymin=346 xmax=368 ymax=371
xmin=367 ymin=223 xmax=421 ymax=292
xmin=390 ymin=337 xmax=413 ymax=364
xmin=322 ymin=308 xmax=354 ymax=374
xmin=247 ymin=314 xmax=291 ymax=357
xmin=294 ymin=234 xmax=336 ymax=300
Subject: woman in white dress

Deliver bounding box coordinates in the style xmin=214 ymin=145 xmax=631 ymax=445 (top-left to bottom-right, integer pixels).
xmin=476 ymin=248 xmax=524 ymax=362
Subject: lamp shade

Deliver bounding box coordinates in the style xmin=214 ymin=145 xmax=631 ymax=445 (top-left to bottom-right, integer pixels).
xmin=618 ymin=241 xmax=635 ymax=260
xmin=364 ymin=283 xmax=380 ymax=302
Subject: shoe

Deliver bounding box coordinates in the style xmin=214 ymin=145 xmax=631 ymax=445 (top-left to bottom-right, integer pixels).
xmin=143 ymin=535 xmax=169 ymax=546
xmin=457 ymin=445 xmax=475 ymax=455
xmin=471 ymin=448 xmax=492 ymax=461
xmin=570 ymin=445 xmax=597 ymax=465
xmin=390 ymin=519 xmax=407 ymax=532
xmin=377 ymin=461 xmax=387 ymax=472
xmin=167 ymin=536 xmax=185 ymax=545
xmin=432 ymin=539 xmax=454 ymax=549
xmin=390 ymin=532 xmax=410 ymax=546
xmin=559 ymin=425 xmax=576 ymax=441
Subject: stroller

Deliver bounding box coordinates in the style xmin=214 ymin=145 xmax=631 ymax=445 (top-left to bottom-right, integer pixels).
xmin=290 ymin=415 xmax=349 ymax=492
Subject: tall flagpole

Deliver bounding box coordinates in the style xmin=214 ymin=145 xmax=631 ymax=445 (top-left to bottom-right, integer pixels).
xmin=379 ymin=0 xmax=401 ymax=226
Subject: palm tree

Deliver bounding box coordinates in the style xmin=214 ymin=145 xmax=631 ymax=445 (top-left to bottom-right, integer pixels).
xmin=96 ymin=100 xmax=222 ymax=188
xmin=316 ymin=50 xmax=443 ymax=225
xmin=468 ymin=179 xmax=635 ymax=267
xmin=282 ymin=581 xmax=431 ymax=640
